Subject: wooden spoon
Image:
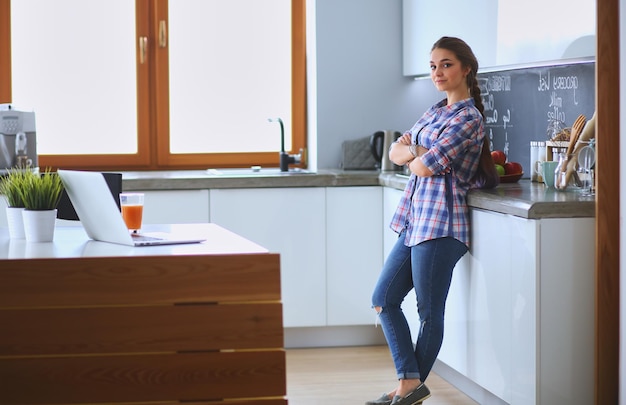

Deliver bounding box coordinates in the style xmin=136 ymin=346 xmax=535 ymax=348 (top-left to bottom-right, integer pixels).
xmin=565 ymin=114 xmax=587 ymax=159
xmin=559 ymin=114 xmax=586 ymax=175
xmin=564 ymin=112 xmax=596 ymax=185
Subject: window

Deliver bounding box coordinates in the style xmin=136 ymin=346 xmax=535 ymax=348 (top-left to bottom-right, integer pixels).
xmin=0 ymin=0 xmax=306 ymax=170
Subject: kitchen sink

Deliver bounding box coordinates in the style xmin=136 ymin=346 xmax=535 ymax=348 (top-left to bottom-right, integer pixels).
xmin=205 ymin=167 xmax=314 ymax=176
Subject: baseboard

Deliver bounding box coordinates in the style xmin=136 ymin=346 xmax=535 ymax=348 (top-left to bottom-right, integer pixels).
xmin=284 ymin=325 xmax=387 ymax=348
xmin=432 ymin=360 xmax=509 ymax=405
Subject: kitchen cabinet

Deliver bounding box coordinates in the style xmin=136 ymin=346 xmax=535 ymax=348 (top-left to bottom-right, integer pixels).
xmin=0 ymin=199 xmax=7 ymax=227
xmin=402 ymin=0 xmax=595 ymax=76
xmin=0 ymin=190 xmax=210 ymax=227
xmin=439 ymin=208 xmax=594 ymax=405
xmin=326 ymin=186 xmax=383 ymax=325
xmin=534 ymin=216 xmax=594 ymax=405
xmin=141 ymin=190 xmax=209 ymax=224
xmin=0 ymin=224 xmax=286 ymax=405
xmin=209 ymin=187 xmax=327 ymax=328
xmin=210 ymin=186 xmax=384 ymax=329
xmin=440 ymin=210 xmax=525 ymax=402
xmin=383 ymin=185 xmax=594 ymax=404
xmin=383 ymin=187 xmax=403 ymax=258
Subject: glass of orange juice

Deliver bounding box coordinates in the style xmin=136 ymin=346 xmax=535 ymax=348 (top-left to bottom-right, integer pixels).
xmin=119 ymin=193 xmax=144 ymax=233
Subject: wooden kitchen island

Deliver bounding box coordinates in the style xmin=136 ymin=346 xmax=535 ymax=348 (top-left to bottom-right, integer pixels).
xmin=0 ymin=224 xmax=286 ymax=405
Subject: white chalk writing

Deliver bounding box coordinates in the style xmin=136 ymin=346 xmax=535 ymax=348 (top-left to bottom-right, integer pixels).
xmin=502 ymin=109 xmax=511 ymax=130
xmin=485 ymin=75 xmax=511 ymax=92
xmin=538 ymin=71 xmax=550 ymax=91
xmin=541 ymin=70 xmax=580 ymax=122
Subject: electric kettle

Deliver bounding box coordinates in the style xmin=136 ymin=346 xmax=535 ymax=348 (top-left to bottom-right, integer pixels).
xmin=370 ymin=130 xmax=401 ymax=171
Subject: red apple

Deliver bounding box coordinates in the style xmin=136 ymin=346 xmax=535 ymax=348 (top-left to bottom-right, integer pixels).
xmin=491 ymin=150 xmax=506 ymax=166
xmin=504 ymin=161 xmax=523 ymax=175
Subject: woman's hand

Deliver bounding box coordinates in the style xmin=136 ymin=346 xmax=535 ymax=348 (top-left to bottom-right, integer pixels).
xmin=397 ymin=133 xmax=412 ymax=145
xmin=389 ymin=133 xmax=416 ymax=165
xmin=407 ymin=153 xmax=452 ymax=177
xmin=405 ymin=145 xmax=438 ymax=177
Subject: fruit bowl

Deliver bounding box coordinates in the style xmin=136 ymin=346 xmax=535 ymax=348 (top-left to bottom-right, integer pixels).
xmin=499 ymin=172 xmax=523 ymax=183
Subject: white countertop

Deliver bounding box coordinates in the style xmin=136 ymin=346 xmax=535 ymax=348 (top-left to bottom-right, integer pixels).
xmin=0 ymin=223 xmax=270 ymax=259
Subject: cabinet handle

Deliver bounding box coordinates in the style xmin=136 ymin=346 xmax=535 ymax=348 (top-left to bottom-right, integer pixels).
xmin=139 ymin=36 xmax=148 ymax=64
xmin=159 ymin=20 xmax=167 ymax=48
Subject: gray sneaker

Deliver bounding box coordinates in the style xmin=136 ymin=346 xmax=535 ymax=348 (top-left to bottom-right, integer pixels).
xmin=365 ymin=393 xmax=393 ymax=405
xmin=391 ymin=383 xmax=431 ymax=404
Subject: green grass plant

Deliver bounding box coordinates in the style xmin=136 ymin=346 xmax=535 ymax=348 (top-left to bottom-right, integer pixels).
xmin=0 ymin=168 xmax=32 ymax=207
xmin=18 ymin=168 xmax=64 ymax=211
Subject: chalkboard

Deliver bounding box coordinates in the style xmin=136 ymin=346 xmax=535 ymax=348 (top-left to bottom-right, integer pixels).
xmin=477 ymin=60 xmax=595 ymax=178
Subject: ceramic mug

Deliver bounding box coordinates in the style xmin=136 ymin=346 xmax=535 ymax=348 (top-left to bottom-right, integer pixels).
xmin=535 ymin=160 xmax=559 ymax=188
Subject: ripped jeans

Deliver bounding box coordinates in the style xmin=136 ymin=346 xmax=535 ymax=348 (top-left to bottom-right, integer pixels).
xmin=371 ymin=233 xmax=467 ymax=382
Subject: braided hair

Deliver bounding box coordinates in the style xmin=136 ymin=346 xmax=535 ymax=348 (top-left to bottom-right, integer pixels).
xmin=431 ymin=36 xmax=499 ymax=189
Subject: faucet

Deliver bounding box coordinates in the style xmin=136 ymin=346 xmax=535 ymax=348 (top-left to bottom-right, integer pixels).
xmin=268 ymin=117 xmax=302 ymax=171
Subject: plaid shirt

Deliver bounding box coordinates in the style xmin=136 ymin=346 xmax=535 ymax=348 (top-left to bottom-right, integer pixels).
xmin=390 ymin=98 xmax=485 ymax=248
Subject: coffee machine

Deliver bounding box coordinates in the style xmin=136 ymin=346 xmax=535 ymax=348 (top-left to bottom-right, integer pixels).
xmin=0 ymin=104 xmax=37 ymax=173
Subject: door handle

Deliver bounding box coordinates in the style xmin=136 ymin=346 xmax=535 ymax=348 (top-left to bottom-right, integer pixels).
xmin=139 ymin=36 xmax=148 ymax=64
xmin=159 ymin=20 xmax=167 ymax=48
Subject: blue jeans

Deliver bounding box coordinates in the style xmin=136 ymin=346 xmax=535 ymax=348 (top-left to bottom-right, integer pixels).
xmin=372 ymin=234 xmax=467 ymax=382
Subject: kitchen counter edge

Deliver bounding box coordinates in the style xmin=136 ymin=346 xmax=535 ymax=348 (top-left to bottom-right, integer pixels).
xmin=120 ymin=170 xmax=595 ymax=219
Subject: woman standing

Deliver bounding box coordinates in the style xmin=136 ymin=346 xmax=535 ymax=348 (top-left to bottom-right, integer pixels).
xmin=368 ymin=37 xmax=498 ymax=405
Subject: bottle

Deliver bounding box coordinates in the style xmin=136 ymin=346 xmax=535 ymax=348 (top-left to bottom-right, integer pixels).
xmin=554 ymin=151 xmax=570 ymax=190
xmin=537 ymin=141 xmax=546 ymax=182
xmin=537 ymin=141 xmax=546 ymax=164
xmin=530 ymin=141 xmax=539 ymax=182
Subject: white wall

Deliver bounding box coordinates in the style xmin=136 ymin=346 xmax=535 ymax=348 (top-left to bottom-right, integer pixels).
xmin=311 ymin=0 xmax=439 ymax=169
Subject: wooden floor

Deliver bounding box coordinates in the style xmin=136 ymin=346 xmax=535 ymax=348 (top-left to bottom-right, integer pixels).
xmin=286 ymin=345 xmax=478 ymax=405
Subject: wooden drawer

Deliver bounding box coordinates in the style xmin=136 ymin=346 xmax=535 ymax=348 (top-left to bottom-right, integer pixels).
xmin=0 ymin=252 xmax=286 ymax=405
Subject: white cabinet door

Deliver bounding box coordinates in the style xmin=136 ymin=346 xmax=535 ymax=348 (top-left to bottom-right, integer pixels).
xmin=437 ymin=252 xmax=472 ymax=371
xmin=326 ymin=187 xmax=383 ymax=325
xmin=466 ymin=209 xmax=514 ymax=402
xmin=209 ymin=188 xmax=327 ymax=327
xmin=0 ymin=198 xmax=7 ymax=227
xmin=537 ymin=217 xmax=594 ymax=405
xmin=469 ymin=210 xmax=538 ymax=404
xmin=437 ymin=209 xmax=594 ymax=405
xmin=383 ymin=187 xmax=403 ymax=258
xmin=509 ymin=214 xmax=538 ymax=405
xmin=142 ymin=190 xmax=209 ymax=224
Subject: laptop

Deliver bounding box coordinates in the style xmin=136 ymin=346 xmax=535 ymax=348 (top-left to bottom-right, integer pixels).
xmin=58 ymin=170 xmax=206 ymax=246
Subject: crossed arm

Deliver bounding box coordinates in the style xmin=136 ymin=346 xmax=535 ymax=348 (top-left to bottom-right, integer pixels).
xmin=388 ymin=133 xmax=434 ymax=177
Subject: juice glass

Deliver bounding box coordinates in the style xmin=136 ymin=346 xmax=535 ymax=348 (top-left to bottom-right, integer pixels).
xmin=120 ymin=193 xmax=144 ymax=232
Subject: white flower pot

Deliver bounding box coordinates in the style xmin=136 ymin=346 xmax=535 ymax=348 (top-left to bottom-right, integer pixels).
xmin=5 ymin=206 xmax=25 ymax=239
xmin=22 ymin=209 xmax=57 ymax=243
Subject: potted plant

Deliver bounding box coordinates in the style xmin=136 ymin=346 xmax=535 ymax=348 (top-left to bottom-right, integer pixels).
xmin=0 ymin=168 xmax=31 ymax=238
xmin=19 ymin=168 xmax=64 ymax=242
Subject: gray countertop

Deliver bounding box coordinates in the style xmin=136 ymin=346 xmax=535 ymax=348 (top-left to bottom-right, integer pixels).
xmin=120 ymin=169 xmax=595 ymax=219
xmin=121 ymin=169 xmax=380 ymax=189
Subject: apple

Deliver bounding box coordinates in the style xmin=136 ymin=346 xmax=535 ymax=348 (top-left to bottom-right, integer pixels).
xmin=495 ymin=164 xmax=505 ymax=176
xmin=491 ymin=150 xmax=506 ymax=166
xmin=504 ymin=161 xmax=523 ymax=175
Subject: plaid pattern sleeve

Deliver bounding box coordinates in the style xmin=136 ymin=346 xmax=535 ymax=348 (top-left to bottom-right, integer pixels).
xmin=389 ymin=98 xmax=484 ymax=248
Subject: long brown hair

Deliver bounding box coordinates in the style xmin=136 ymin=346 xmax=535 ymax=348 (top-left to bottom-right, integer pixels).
xmin=431 ymin=37 xmax=499 ymax=189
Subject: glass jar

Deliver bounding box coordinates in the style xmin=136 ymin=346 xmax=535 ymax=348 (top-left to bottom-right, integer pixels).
xmin=554 ymin=151 xmax=572 ymax=190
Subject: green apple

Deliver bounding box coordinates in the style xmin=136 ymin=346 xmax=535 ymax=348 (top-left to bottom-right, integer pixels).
xmin=495 ymin=164 xmax=505 ymax=176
